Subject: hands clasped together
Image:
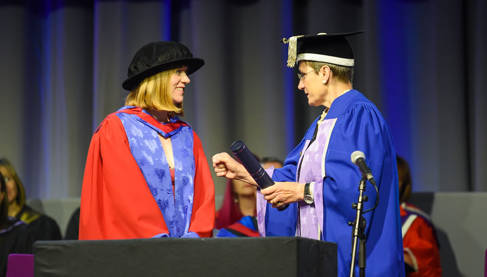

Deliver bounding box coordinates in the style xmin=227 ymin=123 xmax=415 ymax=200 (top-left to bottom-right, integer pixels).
xmin=212 ymin=152 xmax=305 ymax=208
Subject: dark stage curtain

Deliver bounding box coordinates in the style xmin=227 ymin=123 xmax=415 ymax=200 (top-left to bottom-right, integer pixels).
xmin=0 ymin=0 xmax=486 ymax=201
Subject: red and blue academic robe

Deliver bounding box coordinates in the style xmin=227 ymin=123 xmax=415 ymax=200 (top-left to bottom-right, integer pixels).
xmin=216 ymin=216 xmax=260 ymax=238
xmin=401 ymin=203 xmax=442 ymax=276
xmin=79 ymin=107 xmax=215 ymax=239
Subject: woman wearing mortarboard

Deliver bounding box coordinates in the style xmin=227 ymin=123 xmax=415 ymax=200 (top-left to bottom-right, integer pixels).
xmin=213 ymin=33 xmax=404 ymax=276
xmin=80 ymin=41 xmax=215 ymax=239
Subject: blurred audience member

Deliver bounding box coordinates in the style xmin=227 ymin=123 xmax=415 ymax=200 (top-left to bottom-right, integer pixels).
xmin=0 ymin=158 xmax=62 ymax=242
xmin=215 ymin=178 xmax=259 ymax=237
xmin=397 ymin=156 xmax=442 ymax=276
xmin=0 ymin=171 xmax=33 ymax=276
xmin=64 ymin=207 xmax=80 ymax=240
xmin=261 ymin=157 xmax=284 ymax=170
xmin=216 ymin=156 xmax=283 ymax=237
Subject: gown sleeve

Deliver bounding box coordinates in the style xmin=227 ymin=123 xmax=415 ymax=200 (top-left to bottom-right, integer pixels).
xmin=322 ymin=103 xmax=404 ymax=276
xmin=79 ymin=114 xmax=169 ymax=240
xmin=187 ymin=131 xmax=215 ymax=237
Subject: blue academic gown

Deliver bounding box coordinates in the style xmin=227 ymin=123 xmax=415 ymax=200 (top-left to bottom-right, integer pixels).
xmin=260 ymin=90 xmax=405 ymax=276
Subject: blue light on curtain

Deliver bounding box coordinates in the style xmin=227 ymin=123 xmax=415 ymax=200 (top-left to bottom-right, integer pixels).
xmin=40 ymin=0 xmax=54 ymax=198
xmin=378 ymin=0 xmax=413 ymax=174
xmin=162 ymin=0 xmax=171 ymax=40
xmin=39 ymin=0 xmax=70 ymax=198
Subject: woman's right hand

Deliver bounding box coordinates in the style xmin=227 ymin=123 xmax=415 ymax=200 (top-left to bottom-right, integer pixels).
xmin=212 ymin=152 xmax=256 ymax=186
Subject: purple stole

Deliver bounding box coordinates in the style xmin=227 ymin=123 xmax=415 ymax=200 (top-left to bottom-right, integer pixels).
xmin=257 ymin=118 xmax=337 ymax=239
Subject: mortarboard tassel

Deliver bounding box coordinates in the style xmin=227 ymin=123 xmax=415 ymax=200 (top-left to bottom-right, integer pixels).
xmin=282 ymin=35 xmax=303 ymax=68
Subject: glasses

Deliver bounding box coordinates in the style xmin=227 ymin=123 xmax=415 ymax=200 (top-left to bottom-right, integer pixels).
xmin=297 ymin=70 xmax=315 ymax=80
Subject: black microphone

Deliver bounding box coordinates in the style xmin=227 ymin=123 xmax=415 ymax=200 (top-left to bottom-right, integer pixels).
xmin=351 ymin=151 xmax=377 ymax=186
xmin=230 ymin=140 xmax=274 ymax=189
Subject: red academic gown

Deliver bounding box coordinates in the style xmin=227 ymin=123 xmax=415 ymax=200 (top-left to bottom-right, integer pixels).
xmin=401 ymin=203 xmax=442 ymax=277
xmin=79 ymin=112 xmax=215 ymax=239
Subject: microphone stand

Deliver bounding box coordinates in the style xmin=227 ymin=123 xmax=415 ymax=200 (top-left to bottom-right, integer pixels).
xmin=349 ymin=177 xmax=368 ymax=277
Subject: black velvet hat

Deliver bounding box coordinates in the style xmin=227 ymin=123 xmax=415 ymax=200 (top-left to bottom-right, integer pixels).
xmin=122 ymin=41 xmax=205 ymax=91
xmin=283 ymin=32 xmax=360 ymax=68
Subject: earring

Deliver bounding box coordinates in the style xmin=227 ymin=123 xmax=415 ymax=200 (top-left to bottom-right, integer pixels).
xmin=322 ymin=79 xmax=327 ymax=85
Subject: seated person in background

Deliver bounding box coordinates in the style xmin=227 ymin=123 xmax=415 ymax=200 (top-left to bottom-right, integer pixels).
xmin=0 ymin=171 xmax=33 ymax=276
xmin=215 ymin=178 xmax=259 ymax=237
xmin=216 ymin=157 xmax=283 ymax=237
xmin=397 ymin=156 xmax=442 ymax=276
xmin=261 ymin=157 xmax=284 ymax=171
xmin=0 ymin=158 xmax=62 ymax=242
xmin=64 ymin=207 xmax=80 ymax=240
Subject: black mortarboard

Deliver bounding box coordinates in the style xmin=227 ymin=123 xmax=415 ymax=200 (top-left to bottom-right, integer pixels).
xmin=122 ymin=41 xmax=204 ymax=91
xmin=283 ymin=32 xmax=360 ymax=68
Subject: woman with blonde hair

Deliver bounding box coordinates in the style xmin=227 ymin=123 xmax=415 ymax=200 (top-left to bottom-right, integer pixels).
xmin=80 ymin=41 xmax=215 ymax=239
xmin=0 ymin=171 xmax=33 ymax=276
xmin=0 ymin=158 xmax=61 ymax=242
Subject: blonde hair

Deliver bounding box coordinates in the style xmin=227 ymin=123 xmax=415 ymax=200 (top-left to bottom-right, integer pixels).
xmin=125 ymin=69 xmax=183 ymax=115
xmin=0 ymin=158 xmax=26 ymax=208
xmin=304 ymin=61 xmax=353 ymax=84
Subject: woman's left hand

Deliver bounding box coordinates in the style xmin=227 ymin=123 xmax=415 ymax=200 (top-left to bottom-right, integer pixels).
xmin=261 ymin=182 xmax=305 ymax=208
